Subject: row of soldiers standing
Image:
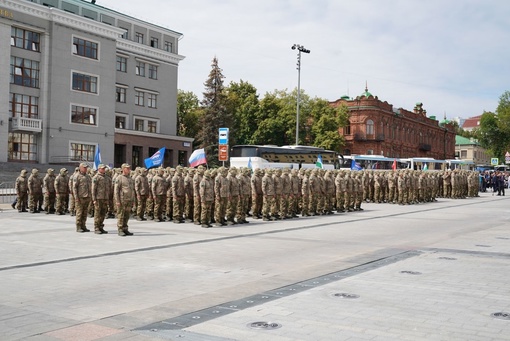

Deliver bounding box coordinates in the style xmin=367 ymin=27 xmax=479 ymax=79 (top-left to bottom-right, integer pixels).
xmin=15 ymin=164 xmax=480 ymax=230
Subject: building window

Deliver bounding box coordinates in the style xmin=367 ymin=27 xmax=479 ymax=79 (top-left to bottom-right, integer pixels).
xmin=116 ymin=87 xmax=126 ymax=103
xmin=116 ymin=56 xmax=127 ymax=72
xmin=70 ymin=142 xmax=96 ymax=161
xmin=10 ymin=57 xmax=39 ymax=88
xmin=11 ymin=27 xmax=40 ymax=52
xmin=134 ymin=118 xmax=144 ymax=131
xmin=366 ymin=119 xmax=374 ymax=135
xmin=72 ymin=37 xmax=98 ymax=59
xmin=135 ymin=32 xmax=144 ymax=44
xmin=10 ymin=93 xmax=39 ymax=118
xmin=147 ymin=93 xmax=157 ymax=108
xmin=367 ymin=149 xmax=374 ymax=155
xmin=344 ymin=121 xmax=351 ymax=135
xmin=147 ymin=120 xmax=157 ymax=133
xmin=72 ymin=72 xmax=98 ymax=93
xmin=8 ymin=133 xmax=37 ymax=161
xmin=461 ymin=150 xmax=467 ymax=158
xmin=115 ymin=115 xmax=127 ymax=129
xmin=164 ymin=41 xmax=172 ymax=52
xmin=121 ymin=28 xmax=129 ymax=39
xmin=150 ymin=37 xmax=158 ymax=48
xmin=71 ymin=105 xmax=97 ymax=125
xmin=135 ymin=91 xmax=144 ymax=106
xmin=148 ymin=64 xmax=158 ymax=79
xmin=132 ymin=145 xmax=142 ymax=167
xmin=135 ymin=61 xmax=145 ymax=76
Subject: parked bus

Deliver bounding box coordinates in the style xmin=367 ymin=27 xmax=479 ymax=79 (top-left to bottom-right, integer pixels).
xmin=340 ymin=155 xmax=408 ymax=170
xmin=230 ymin=145 xmax=342 ymax=170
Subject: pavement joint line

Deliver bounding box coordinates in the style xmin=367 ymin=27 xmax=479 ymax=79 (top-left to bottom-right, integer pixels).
xmin=0 ymin=198 xmax=497 ymax=272
xmin=423 ymin=247 xmax=510 ymax=258
xmin=135 ymin=250 xmax=421 ymax=332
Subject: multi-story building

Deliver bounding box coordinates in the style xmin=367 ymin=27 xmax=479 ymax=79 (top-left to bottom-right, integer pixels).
xmin=0 ymin=0 xmax=193 ymax=168
xmin=455 ymin=135 xmax=491 ymax=167
xmin=330 ymin=87 xmax=456 ymax=159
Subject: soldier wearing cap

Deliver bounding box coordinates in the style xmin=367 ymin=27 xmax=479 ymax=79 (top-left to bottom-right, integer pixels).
xmin=172 ymin=166 xmax=185 ymax=223
xmin=28 ymin=168 xmax=43 ymax=213
xmin=15 ymin=169 xmax=29 ymax=212
xmin=151 ymin=167 xmax=167 ymax=222
xmin=135 ymin=167 xmax=150 ymax=221
xmin=73 ymin=163 xmax=92 ymax=232
xmin=199 ymin=170 xmax=214 ymax=227
xmin=54 ymin=168 xmax=69 ymax=215
xmin=43 ymin=168 xmax=56 ymax=214
xmin=92 ymin=164 xmax=109 ymax=234
xmin=115 ymin=163 xmax=135 ymax=236
xmin=68 ymin=167 xmax=79 ymax=216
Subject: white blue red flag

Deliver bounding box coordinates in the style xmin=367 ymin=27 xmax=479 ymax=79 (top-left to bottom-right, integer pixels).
xmin=189 ymin=148 xmax=207 ymax=168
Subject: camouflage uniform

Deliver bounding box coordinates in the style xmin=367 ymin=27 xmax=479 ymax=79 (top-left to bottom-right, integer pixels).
xmin=15 ymin=169 xmax=29 ymax=212
xmin=193 ymin=166 xmax=205 ymax=225
xmin=28 ymin=169 xmax=43 ymax=213
xmin=199 ymin=170 xmax=214 ymax=227
xmin=54 ymin=168 xmax=69 ymax=215
xmin=184 ymin=168 xmax=195 ymax=222
xmin=250 ymin=169 xmax=263 ymax=218
xmin=43 ymin=169 xmax=56 ymax=214
xmin=92 ymin=164 xmax=109 ymax=234
xmin=68 ymin=168 xmax=79 ymax=216
xmin=151 ymin=168 xmax=167 ymax=222
xmin=73 ymin=163 xmax=92 ymax=232
xmin=172 ymin=166 xmax=185 ymax=223
xmin=115 ymin=164 xmax=135 ymax=236
xmin=135 ymin=168 xmax=150 ymax=220
xmin=226 ymin=167 xmax=240 ymax=224
xmin=214 ymin=167 xmax=229 ymax=226
xmin=335 ymin=171 xmax=346 ymax=212
xmin=261 ymin=169 xmax=275 ymax=221
xmin=237 ymin=168 xmax=251 ymax=223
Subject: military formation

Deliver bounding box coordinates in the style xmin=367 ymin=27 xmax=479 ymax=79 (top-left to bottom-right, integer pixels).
xmin=14 ymin=165 xmax=481 ymax=234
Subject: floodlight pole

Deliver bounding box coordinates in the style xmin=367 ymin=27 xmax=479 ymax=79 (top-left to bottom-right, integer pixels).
xmin=292 ymin=44 xmax=310 ymax=146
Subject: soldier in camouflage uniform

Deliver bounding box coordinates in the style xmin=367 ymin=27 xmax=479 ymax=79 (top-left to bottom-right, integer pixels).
xmin=335 ymin=170 xmax=346 ymax=212
xmin=301 ymin=169 xmax=311 ymax=216
xmin=214 ymin=167 xmax=229 ymax=226
xmin=135 ymin=167 xmax=150 ymax=221
xmin=199 ymin=170 xmax=214 ymax=228
xmin=43 ymin=168 xmax=56 ymax=214
xmin=272 ymin=169 xmax=282 ymax=219
xmin=184 ymin=168 xmax=195 ymax=222
xmin=105 ymin=167 xmax=115 ymax=218
xmin=73 ymin=163 xmax=92 ymax=232
xmin=15 ymin=169 xmax=29 ymax=212
xmin=68 ymin=167 xmax=79 ymax=216
xmin=193 ymin=166 xmax=205 ymax=225
xmin=290 ymin=169 xmax=301 ymax=218
xmin=323 ymin=170 xmax=335 ymax=214
xmin=28 ymin=168 xmax=43 ymax=213
xmin=226 ymin=167 xmax=240 ymax=224
xmin=92 ymin=164 xmax=109 ymax=234
xmin=251 ymin=168 xmax=263 ymax=219
xmin=237 ymin=167 xmax=251 ymax=224
xmin=151 ymin=167 xmax=167 ymax=222
xmin=280 ymin=168 xmax=291 ymax=218
xmin=54 ymin=168 xmax=69 ymax=215
xmin=172 ymin=166 xmax=185 ymax=223
xmin=308 ymin=169 xmax=320 ymax=215
xmin=261 ymin=168 xmax=275 ymax=221
xmin=114 ymin=163 xmax=135 ymax=236
xmin=165 ymin=168 xmax=175 ymax=221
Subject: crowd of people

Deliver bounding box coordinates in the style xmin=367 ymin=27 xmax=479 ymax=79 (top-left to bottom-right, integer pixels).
xmin=13 ymin=164 xmax=481 ymax=236
xmin=479 ymin=170 xmax=507 ymax=196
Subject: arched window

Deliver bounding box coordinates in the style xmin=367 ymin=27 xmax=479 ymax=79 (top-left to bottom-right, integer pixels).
xmin=366 ymin=119 xmax=374 ymax=135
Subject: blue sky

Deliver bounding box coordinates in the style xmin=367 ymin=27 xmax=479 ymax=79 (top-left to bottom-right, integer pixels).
xmin=98 ymin=0 xmax=509 ymax=119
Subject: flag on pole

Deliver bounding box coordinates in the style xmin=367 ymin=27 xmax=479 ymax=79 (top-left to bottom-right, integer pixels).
xmin=371 ymin=162 xmax=378 ymax=169
xmin=247 ymin=157 xmax=253 ymax=170
xmin=423 ymin=163 xmax=428 ymax=171
xmin=145 ymin=147 xmax=166 ymax=169
xmin=351 ymin=159 xmax=362 ymax=171
xmin=188 ymin=148 xmax=207 ymax=168
xmin=94 ymin=145 xmax=101 ymax=170
xmin=392 ymin=158 xmax=397 ymax=171
xmin=315 ymin=154 xmax=323 ymax=169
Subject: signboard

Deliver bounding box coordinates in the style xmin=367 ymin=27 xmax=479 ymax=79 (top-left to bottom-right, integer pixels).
xmin=219 ymin=128 xmax=229 ymax=145
xmin=491 ymin=158 xmax=499 ymax=166
xmin=218 ymin=144 xmax=229 ymax=162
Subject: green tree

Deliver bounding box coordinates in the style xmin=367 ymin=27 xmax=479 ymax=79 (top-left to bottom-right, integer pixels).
xmin=309 ymin=99 xmax=349 ymax=151
xmin=197 ymin=57 xmax=231 ymax=167
xmin=224 ymin=80 xmax=259 ymax=146
xmin=477 ymin=111 xmax=507 ymax=160
xmin=177 ymin=90 xmax=202 ymax=146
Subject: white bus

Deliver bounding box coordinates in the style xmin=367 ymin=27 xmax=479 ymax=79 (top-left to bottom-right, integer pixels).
xmin=229 ymin=145 xmax=342 ymax=170
xmin=341 ymin=155 xmax=408 ymax=170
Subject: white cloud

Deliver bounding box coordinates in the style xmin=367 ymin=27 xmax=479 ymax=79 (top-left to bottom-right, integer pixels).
xmin=98 ymin=0 xmax=510 ymax=118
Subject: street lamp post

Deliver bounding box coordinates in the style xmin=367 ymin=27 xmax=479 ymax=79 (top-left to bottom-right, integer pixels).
xmin=292 ymin=44 xmax=310 ymax=146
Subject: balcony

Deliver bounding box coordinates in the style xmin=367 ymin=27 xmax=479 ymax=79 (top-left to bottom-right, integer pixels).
xmin=11 ymin=117 xmax=42 ymax=133
xmin=354 ymin=132 xmax=366 ymax=141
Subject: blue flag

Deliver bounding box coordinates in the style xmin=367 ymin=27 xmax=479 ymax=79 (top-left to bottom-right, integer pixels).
xmin=247 ymin=157 xmax=253 ymax=170
xmin=145 ymin=147 xmax=166 ymax=169
xmin=94 ymin=145 xmax=101 ymax=170
xmin=351 ymin=159 xmax=362 ymax=171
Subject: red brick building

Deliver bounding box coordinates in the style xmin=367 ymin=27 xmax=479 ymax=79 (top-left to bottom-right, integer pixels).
xmin=330 ymin=87 xmax=456 ymax=159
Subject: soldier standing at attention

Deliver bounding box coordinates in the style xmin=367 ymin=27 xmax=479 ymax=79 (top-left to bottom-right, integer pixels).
xmin=172 ymin=166 xmax=186 ymax=223
xmin=251 ymin=168 xmax=263 ymax=219
xmin=184 ymin=168 xmax=195 ymax=222
xmin=151 ymin=167 xmax=167 ymax=222
xmin=28 ymin=168 xmax=43 ymax=213
xmin=135 ymin=167 xmax=150 ymax=221
xmin=73 ymin=163 xmax=92 ymax=232
xmin=193 ymin=166 xmax=205 ymax=225
xmin=15 ymin=169 xmax=29 ymax=212
xmin=199 ymin=170 xmax=214 ymax=228
xmin=214 ymin=167 xmax=229 ymax=226
xmin=43 ymin=168 xmax=56 ymax=214
xmin=68 ymin=167 xmax=79 ymax=216
xmin=115 ymin=163 xmax=135 ymax=236
xmin=92 ymin=164 xmax=109 ymax=234
xmin=261 ymin=168 xmax=275 ymax=221
xmin=54 ymin=168 xmax=69 ymax=215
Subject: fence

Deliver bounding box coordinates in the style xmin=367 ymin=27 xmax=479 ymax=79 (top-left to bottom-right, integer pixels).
xmin=0 ymin=182 xmax=16 ymax=204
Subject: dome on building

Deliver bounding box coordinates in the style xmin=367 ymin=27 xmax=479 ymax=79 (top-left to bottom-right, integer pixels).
xmin=359 ymin=85 xmax=373 ymax=98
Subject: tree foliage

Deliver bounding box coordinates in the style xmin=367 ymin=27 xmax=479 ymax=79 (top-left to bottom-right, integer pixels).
xmin=177 ymin=90 xmax=202 ymax=146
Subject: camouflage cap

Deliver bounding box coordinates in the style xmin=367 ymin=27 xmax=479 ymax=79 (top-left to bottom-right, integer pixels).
xmin=121 ymin=163 xmax=131 ymax=169
xmin=31 ymin=168 xmax=39 ymax=174
xmin=97 ymin=164 xmax=106 ymax=169
xmin=79 ymin=163 xmax=89 ymax=168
